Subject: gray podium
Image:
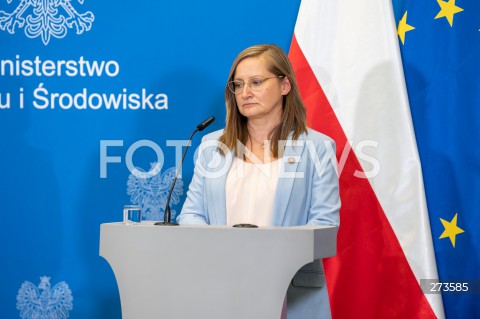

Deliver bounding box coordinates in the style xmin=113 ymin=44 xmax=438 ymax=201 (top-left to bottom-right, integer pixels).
xmin=99 ymin=222 xmax=338 ymax=319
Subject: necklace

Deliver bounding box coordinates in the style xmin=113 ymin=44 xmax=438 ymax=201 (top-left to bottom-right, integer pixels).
xmin=249 ymin=136 xmax=266 ymax=149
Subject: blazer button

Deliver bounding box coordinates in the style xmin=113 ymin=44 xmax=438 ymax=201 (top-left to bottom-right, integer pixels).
xmin=288 ymin=157 xmax=296 ymax=164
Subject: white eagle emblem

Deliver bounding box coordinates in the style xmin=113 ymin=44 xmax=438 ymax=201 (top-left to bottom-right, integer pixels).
xmin=0 ymin=0 xmax=94 ymax=45
xmin=127 ymin=164 xmax=184 ymax=221
xmin=16 ymin=276 xmax=73 ymax=319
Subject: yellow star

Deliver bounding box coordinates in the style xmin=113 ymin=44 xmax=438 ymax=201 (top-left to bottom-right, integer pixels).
xmin=435 ymin=0 xmax=464 ymax=27
xmin=397 ymin=11 xmax=415 ymax=45
xmin=439 ymin=213 xmax=465 ymax=247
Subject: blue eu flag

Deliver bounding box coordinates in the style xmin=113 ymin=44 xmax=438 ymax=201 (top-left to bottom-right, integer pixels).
xmin=392 ymin=0 xmax=480 ymax=318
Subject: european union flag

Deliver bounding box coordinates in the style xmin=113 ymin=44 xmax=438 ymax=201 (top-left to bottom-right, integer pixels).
xmin=392 ymin=0 xmax=480 ymax=317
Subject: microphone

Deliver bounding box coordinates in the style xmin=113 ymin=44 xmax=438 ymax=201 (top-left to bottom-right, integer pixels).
xmin=197 ymin=116 xmax=215 ymax=131
xmin=155 ymin=116 xmax=215 ymax=226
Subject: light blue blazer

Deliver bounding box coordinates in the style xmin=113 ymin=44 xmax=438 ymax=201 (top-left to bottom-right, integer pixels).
xmin=178 ymin=128 xmax=340 ymax=319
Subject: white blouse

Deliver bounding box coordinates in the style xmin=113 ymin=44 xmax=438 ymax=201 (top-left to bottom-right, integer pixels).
xmin=226 ymin=156 xmax=280 ymax=226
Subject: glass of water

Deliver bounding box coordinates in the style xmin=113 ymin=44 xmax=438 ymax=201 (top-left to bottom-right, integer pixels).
xmin=123 ymin=205 xmax=142 ymax=225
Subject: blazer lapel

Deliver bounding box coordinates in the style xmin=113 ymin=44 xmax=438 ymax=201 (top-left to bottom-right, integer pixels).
xmin=272 ymin=135 xmax=306 ymax=226
xmin=206 ymin=150 xmax=233 ymax=225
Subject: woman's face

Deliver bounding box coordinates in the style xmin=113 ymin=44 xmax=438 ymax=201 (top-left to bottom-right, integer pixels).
xmin=233 ymin=56 xmax=290 ymax=122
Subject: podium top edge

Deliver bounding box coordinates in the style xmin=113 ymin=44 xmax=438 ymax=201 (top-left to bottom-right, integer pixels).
xmin=100 ymin=222 xmax=337 ymax=231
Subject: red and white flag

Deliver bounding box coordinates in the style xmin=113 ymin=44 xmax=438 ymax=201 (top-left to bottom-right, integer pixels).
xmin=289 ymin=0 xmax=444 ymax=317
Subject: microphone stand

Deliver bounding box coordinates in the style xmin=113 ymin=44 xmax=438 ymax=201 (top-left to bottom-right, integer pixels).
xmin=154 ymin=130 xmax=196 ymax=226
xmin=155 ymin=116 xmax=215 ymax=226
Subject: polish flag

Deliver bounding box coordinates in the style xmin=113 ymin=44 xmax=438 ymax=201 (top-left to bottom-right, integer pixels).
xmin=289 ymin=0 xmax=444 ymax=317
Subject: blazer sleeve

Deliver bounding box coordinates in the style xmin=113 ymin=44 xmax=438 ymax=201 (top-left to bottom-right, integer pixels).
xmin=177 ymin=135 xmax=210 ymax=225
xmin=306 ymin=135 xmax=341 ymax=227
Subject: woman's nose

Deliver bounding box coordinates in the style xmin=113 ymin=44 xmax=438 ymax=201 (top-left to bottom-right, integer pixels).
xmin=240 ymin=84 xmax=253 ymax=98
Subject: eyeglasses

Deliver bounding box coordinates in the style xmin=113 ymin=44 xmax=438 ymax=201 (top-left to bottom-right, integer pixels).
xmin=227 ymin=76 xmax=284 ymax=95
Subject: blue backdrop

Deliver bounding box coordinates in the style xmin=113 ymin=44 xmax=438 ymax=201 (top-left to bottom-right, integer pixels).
xmin=0 ymin=1 xmax=301 ymax=318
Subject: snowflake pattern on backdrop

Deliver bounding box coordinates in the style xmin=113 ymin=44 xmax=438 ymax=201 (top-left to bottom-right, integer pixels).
xmin=0 ymin=0 xmax=94 ymax=45
xmin=127 ymin=164 xmax=184 ymax=221
xmin=16 ymin=276 xmax=73 ymax=319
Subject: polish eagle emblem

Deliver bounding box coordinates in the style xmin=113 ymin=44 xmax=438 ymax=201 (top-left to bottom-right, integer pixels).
xmin=16 ymin=276 xmax=73 ymax=319
xmin=127 ymin=164 xmax=184 ymax=221
xmin=0 ymin=0 xmax=94 ymax=45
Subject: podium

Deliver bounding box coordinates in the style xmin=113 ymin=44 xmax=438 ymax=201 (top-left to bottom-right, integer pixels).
xmin=99 ymin=222 xmax=338 ymax=319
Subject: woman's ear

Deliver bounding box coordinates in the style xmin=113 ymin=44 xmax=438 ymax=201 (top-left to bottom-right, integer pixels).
xmin=281 ymin=77 xmax=292 ymax=95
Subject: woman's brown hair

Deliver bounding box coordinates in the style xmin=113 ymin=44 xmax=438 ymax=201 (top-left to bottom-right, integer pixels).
xmin=218 ymin=44 xmax=307 ymax=158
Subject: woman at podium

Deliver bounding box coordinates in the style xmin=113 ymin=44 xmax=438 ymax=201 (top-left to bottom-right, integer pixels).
xmin=178 ymin=44 xmax=340 ymax=319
